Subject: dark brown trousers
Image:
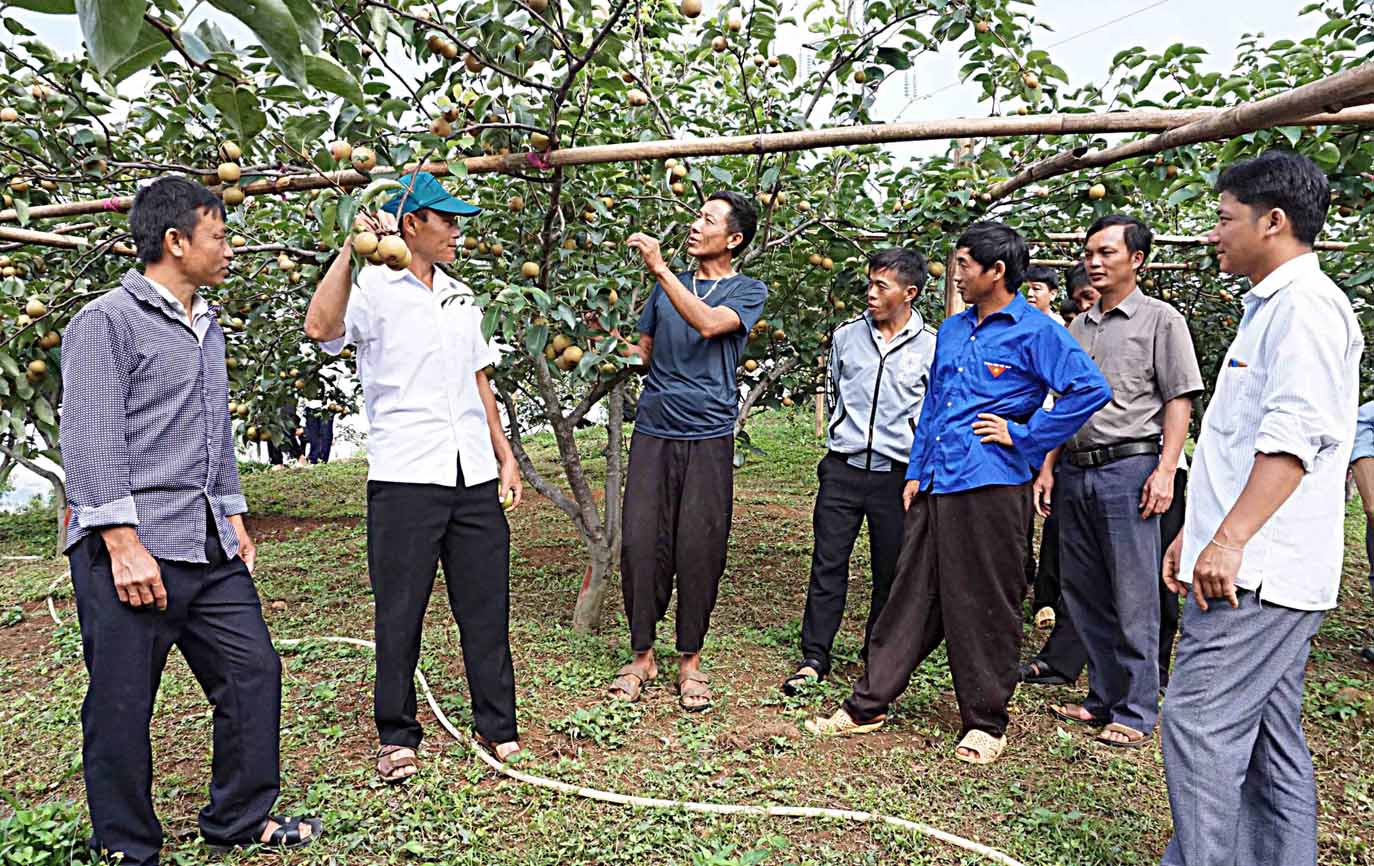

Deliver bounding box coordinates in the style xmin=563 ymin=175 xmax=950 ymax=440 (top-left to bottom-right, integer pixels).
xmin=845 ymin=483 xmax=1032 ymax=737
xmin=620 ymin=431 xmax=734 ymax=654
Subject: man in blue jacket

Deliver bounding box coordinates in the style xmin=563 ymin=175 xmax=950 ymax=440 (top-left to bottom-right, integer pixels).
xmin=807 ymin=222 xmax=1111 ymax=765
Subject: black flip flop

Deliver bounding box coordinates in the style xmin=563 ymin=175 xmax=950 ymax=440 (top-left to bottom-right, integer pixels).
xmin=208 ymin=815 xmax=323 ymax=855
xmin=1019 ymin=661 xmax=1072 ymax=686
xmin=1047 ymin=704 xmax=1109 ymax=727
xmin=782 ymin=661 xmax=824 ymax=696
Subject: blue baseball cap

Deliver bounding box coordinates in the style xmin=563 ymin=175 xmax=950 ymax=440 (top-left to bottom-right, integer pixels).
xmin=381 ymin=171 xmax=482 ymax=217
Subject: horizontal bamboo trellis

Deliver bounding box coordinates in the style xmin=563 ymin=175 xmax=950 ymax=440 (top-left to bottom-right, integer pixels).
xmin=4 ymin=103 xmax=1374 ymax=228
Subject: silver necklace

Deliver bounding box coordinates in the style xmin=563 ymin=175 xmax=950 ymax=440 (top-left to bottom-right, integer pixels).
xmin=690 ymin=270 xmax=737 ymax=301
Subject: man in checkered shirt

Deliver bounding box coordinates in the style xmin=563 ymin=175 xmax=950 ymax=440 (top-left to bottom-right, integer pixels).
xmin=59 ymin=176 xmax=321 ymax=865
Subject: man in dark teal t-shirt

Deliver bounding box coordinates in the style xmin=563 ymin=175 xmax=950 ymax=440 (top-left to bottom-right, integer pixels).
xmin=608 ymin=191 xmax=767 ymax=713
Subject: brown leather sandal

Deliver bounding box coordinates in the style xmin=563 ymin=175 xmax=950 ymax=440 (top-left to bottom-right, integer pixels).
xmin=608 ymin=662 xmax=656 ymax=702
xmin=678 ymin=670 xmax=713 ymax=712
xmin=376 ymin=745 xmax=419 ymax=784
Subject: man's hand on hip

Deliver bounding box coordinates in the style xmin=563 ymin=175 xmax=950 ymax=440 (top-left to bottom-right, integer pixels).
xmin=972 ymin=413 xmax=1012 ymax=446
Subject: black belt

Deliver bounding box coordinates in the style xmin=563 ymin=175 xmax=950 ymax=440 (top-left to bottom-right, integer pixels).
xmin=1066 ymin=440 xmax=1160 ymax=469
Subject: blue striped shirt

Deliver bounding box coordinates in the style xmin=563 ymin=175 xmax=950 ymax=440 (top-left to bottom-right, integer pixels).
xmin=59 ymin=270 xmax=247 ymax=562
xmin=907 ymin=293 xmax=1111 ymax=494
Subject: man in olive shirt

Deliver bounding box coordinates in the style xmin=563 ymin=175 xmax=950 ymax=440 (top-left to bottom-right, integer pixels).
xmin=1036 ymin=214 xmax=1202 ymax=747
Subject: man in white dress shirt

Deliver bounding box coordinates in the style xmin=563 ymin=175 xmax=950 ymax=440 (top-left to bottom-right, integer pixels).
xmin=305 ymin=172 xmax=524 ymax=778
xmin=1160 ymin=149 xmax=1362 ymax=866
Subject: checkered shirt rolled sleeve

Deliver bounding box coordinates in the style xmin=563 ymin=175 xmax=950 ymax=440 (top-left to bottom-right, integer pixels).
xmin=59 ymin=306 xmax=140 ymax=529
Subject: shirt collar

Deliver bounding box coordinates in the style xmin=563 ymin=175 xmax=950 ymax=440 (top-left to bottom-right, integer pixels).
xmin=1247 ymin=252 xmax=1321 ymax=301
xmin=963 ymin=291 xmax=1028 ymax=324
xmin=1086 ymin=287 xmax=1145 ymax=322
xmin=145 ymin=275 xmax=209 ymax=321
xmin=864 ymin=307 xmax=923 ymax=340
xmin=121 ymin=270 xmax=210 ymax=322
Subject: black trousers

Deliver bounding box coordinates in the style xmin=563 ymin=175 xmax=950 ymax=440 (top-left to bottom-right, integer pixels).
xmin=1033 ymin=467 xmax=1186 ymax=686
xmin=69 ymin=520 xmax=281 ymax=866
xmin=368 ymin=466 xmax=517 ymax=746
xmin=620 ymin=431 xmax=734 ymax=654
xmin=304 ymin=414 xmax=333 ymax=464
xmin=846 ymin=483 xmax=1033 ymax=738
xmin=798 ymin=453 xmax=906 ymax=676
xmin=1031 ymin=513 xmax=1061 ymax=611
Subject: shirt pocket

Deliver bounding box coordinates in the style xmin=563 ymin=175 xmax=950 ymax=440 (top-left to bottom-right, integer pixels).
xmin=1204 ymin=363 xmax=1266 ymax=438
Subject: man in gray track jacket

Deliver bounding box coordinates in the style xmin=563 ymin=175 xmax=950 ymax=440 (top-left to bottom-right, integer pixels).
xmin=783 ymin=248 xmax=937 ymax=694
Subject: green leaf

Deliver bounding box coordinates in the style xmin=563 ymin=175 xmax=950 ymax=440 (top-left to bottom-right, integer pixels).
xmin=195 ymin=19 xmax=233 ymax=54
xmin=875 ymin=46 xmax=911 ymax=71
xmin=0 ymin=352 xmax=19 ymax=378
xmin=32 ymin=397 xmax=55 ymax=427
xmin=179 ymin=27 xmax=212 ymax=63
xmin=481 ymin=304 xmax=501 ymax=343
xmin=1278 ymin=126 xmax=1302 ymax=146
xmin=1166 ymin=185 xmax=1200 ymax=207
xmin=304 ymin=52 xmax=365 ymax=107
xmin=524 ymin=322 xmax=548 ymax=356
xmin=107 ymin=21 xmax=173 ymax=84
xmin=7 ymin=0 xmax=76 ymax=11
xmin=76 ymin=0 xmax=145 ymax=76
xmin=208 ymin=84 xmax=268 ymax=143
xmin=1313 ymin=141 xmax=1341 ymax=168
xmin=281 ymin=0 xmax=322 ymax=52
xmin=208 ymin=0 xmax=306 ymax=87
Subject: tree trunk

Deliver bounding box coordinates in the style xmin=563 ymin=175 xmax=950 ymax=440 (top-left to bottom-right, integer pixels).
xmin=571 ymin=534 xmax=616 ymax=635
xmin=570 ymin=380 xmax=627 ymax=634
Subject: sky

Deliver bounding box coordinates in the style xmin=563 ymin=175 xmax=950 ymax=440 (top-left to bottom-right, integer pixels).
xmin=0 ymin=0 xmax=1316 ymax=503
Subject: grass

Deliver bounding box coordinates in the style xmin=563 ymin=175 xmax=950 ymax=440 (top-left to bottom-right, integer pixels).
xmin=2 ymin=410 xmax=1373 ymax=865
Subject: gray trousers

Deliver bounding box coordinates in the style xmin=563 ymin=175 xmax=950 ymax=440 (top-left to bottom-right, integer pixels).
xmin=1057 ymin=454 xmax=1162 ymax=731
xmin=1161 ymin=590 xmax=1323 ymax=866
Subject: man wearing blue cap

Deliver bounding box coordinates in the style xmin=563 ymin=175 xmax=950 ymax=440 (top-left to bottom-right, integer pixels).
xmin=306 ymin=172 xmax=524 ymax=778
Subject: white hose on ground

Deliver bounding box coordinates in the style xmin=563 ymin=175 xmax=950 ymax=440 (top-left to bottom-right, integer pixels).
xmin=41 ymin=585 xmax=1025 ymax=866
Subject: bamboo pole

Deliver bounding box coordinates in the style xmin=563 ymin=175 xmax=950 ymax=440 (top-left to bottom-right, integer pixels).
xmin=1039 ymin=231 xmax=1356 ymax=251
xmin=0 ymin=224 xmax=136 ymax=255
xmin=1031 ymin=258 xmax=1196 ymax=271
xmin=5 ymin=103 xmax=1374 ymax=226
xmin=990 ymin=63 xmax=1374 ymax=199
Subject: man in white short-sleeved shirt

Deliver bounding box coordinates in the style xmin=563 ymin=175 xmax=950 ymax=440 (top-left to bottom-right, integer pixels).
xmin=305 ymin=172 xmax=524 ymax=778
xmin=1159 ymin=150 xmax=1363 ymax=866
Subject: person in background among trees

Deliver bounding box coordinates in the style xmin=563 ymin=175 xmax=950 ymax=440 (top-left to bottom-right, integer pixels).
xmin=1068 ymin=262 xmax=1099 ymax=312
xmin=1347 ymin=399 xmax=1374 ymax=662
xmin=266 ymin=401 xmax=304 ymax=468
xmin=608 ymin=191 xmax=767 ymax=713
xmin=303 ymin=405 xmax=335 ymax=464
xmin=1038 ymin=214 xmax=1202 ymax=748
xmin=305 ymin=172 xmax=524 ymax=776
xmin=1021 ymin=264 xmax=1068 ymax=628
xmin=1160 ymin=149 xmax=1362 ymax=866
xmin=60 ymin=176 xmax=321 ymax=866
xmin=805 ymin=222 xmax=1110 ymax=766
xmin=1059 ymin=296 xmax=1081 ymax=326
xmin=782 ymin=248 xmax=937 ymax=696
xmin=1024 ymin=265 xmax=1064 ymax=324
